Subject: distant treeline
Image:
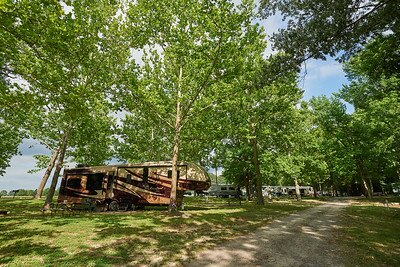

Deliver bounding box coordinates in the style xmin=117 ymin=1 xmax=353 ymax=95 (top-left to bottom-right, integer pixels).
xmin=0 ymin=188 xmax=59 ymax=197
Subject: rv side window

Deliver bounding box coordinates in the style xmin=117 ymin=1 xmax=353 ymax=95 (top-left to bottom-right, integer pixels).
xmin=87 ymin=174 xmax=103 ymax=190
xmin=229 ymin=187 xmax=235 ymax=190
xmin=143 ymin=167 xmax=149 ymax=183
xmin=67 ymin=178 xmax=81 ymax=189
xmin=221 ymin=187 xmax=227 ymax=190
xmin=167 ymin=170 xmax=180 ymax=179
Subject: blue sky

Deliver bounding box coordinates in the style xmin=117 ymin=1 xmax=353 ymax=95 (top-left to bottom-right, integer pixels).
xmin=0 ymin=7 xmax=351 ymax=191
xmin=301 ymin=58 xmax=350 ymax=102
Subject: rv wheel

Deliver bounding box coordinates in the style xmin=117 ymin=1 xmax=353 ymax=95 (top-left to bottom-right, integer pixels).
xmin=108 ymin=200 xmax=119 ymax=211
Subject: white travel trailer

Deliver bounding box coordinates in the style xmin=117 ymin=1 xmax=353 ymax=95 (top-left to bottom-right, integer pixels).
xmin=262 ymin=185 xmax=314 ymax=197
xmin=281 ymin=186 xmax=314 ymax=196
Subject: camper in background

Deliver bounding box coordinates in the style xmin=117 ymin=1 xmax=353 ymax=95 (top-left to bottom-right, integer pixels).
xmin=206 ymin=184 xmax=241 ymax=198
xmin=281 ymin=186 xmax=314 ymax=196
xmin=262 ymin=186 xmax=314 ymax=197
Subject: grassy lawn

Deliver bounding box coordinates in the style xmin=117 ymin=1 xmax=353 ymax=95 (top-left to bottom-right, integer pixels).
xmin=338 ymin=197 xmax=400 ymax=267
xmin=0 ymin=197 xmax=315 ymax=267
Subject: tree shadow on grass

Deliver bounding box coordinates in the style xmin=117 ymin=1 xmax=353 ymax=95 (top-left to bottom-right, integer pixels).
xmin=0 ymin=238 xmax=67 ymax=265
xmin=0 ymin=226 xmax=61 ymax=241
xmin=0 ymin=198 xmax=45 ymax=217
xmin=67 ymin=205 xmax=302 ymax=265
xmin=53 ymin=236 xmax=171 ymax=266
xmin=182 ymin=206 xmax=214 ymax=211
xmin=340 ymin=205 xmax=400 ymax=266
xmin=0 ymin=215 xmax=65 ymax=265
xmin=49 ymin=227 xmax=208 ymax=266
xmin=0 ymin=200 xmax=314 ymax=266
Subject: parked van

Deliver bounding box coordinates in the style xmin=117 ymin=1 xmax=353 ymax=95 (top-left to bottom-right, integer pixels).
xmin=206 ymin=184 xmax=240 ymax=198
xmin=58 ymin=161 xmax=211 ymax=211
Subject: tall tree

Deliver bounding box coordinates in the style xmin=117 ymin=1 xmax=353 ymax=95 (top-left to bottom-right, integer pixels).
xmin=295 ymin=102 xmax=329 ymax=197
xmin=1 ymin=0 xmax=131 ymax=203
xmin=260 ymin=0 xmax=399 ymax=61
xmin=309 ymin=96 xmax=355 ymax=196
xmin=271 ymin=105 xmax=308 ymax=200
xmin=126 ymin=0 xmax=265 ymax=212
xmin=214 ymin=53 xmax=302 ymax=204
xmin=0 ymin=11 xmax=27 ymax=176
xmin=338 ymin=35 xmax=400 ymax=197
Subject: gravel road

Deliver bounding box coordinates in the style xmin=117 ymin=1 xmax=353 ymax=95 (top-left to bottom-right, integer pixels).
xmin=185 ymin=201 xmax=349 ymax=267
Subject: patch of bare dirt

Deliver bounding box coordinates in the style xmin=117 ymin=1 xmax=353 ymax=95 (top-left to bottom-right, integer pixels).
xmin=184 ymin=201 xmax=349 ymax=267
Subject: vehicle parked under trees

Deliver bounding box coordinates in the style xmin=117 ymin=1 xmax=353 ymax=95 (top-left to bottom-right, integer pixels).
xmin=57 ymin=161 xmax=211 ymax=211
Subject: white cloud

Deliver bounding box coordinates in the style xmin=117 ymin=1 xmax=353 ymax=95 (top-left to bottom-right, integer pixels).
xmin=319 ymin=64 xmax=343 ymax=78
xmin=1 ymin=139 xmax=60 ymax=191
xmin=300 ymin=58 xmax=348 ymax=103
xmin=1 ymin=155 xmax=45 ymax=191
xmin=302 ymin=59 xmax=344 ymax=81
xmin=18 ymin=138 xmax=50 ymax=156
xmin=0 ymin=138 xmax=49 ymax=190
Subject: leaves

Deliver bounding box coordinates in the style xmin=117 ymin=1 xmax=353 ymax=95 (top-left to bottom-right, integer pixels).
xmin=1 ymin=0 xmax=398 ymax=200
xmin=260 ymin=0 xmax=399 ymax=61
xmin=28 ymin=155 xmax=50 ymax=174
xmin=1 ymin=0 xmax=132 ymax=169
xmin=119 ymin=0 xmax=266 ymax=163
xmin=0 ymin=123 xmax=22 ymax=175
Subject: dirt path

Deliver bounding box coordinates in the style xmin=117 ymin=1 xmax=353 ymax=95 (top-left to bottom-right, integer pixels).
xmin=185 ymin=201 xmax=349 ymax=267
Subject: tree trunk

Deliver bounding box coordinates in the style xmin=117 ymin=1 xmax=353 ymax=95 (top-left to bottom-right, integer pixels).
xmin=312 ymin=184 xmax=317 ymax=198
xmin=43 ymin=133 xmax=68 ymax=210
xmin=368 ymin=177 xmax=374 ymax=198
xmin=245 ymin=173 xmax=251 ymax=201
xmin=294 ymin=176 xmax=301 ymax=201
xmin=362 ymin=177 xmax=373 ymax=199
xmin=169 ymin=125 xmax=180 ymax=213
xmin=169 ymin=66 xmax=182 ymax=214
xmin=357 ymin=158 xmax=373 ymax=199
xmin=251 ymin=125 xmax=264 ymax=205
xmin=34 ymin=146 xmax=60 ymax=199
xmin=286 ymin=148 xmax=301 ymax=201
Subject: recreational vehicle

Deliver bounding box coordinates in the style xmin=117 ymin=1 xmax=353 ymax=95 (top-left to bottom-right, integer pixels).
xmin=281 ymin=186 xmax=314 ymax=196
xmin=262 ymin=186 xmax=283 ymax=197
xmin=262 ymin=186 xmax=314 ymax=197
xmin=57 ymin=161 xmax=211 ymax=211
xmin=206 ymin=184 xmax=240 ymax=198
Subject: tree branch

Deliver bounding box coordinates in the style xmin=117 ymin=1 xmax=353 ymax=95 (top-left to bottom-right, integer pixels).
xmin=180 ymin=35 xmax=223 ymax=122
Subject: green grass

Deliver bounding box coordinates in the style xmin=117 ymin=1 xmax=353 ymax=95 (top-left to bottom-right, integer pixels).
xmin=0 ymin=197 xmax=44 ymax=215
xmin=348 ymin=195 xmax=400 ymax=204
xmin=339 ymin=203 xmax=400 ymax=267
xmin=0 ymin=197 xmax=315 ymax=266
